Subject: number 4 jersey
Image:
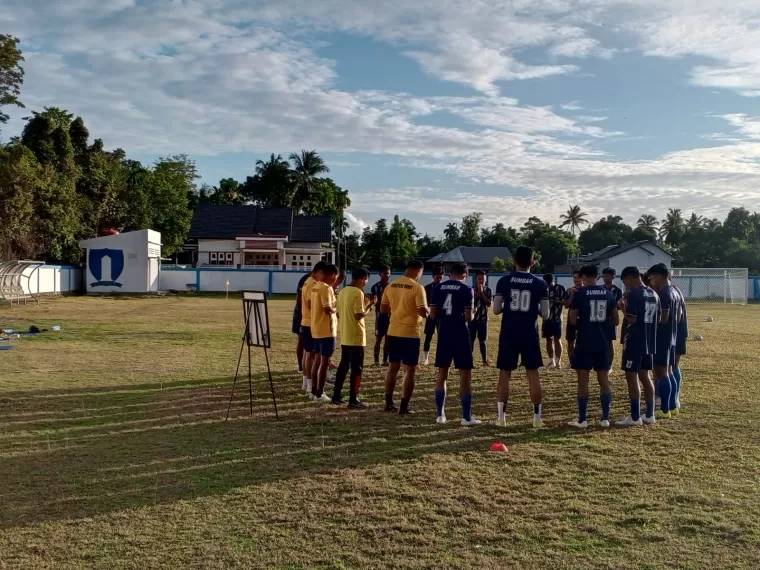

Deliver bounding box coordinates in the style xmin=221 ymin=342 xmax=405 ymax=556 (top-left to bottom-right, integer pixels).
xmin=624 ymin=285 xmax=660 ymax=356
xmin=495 ymin=272 xmax=549 ymax=339
xmin=432 ymin=279 xmax=474 ymax=342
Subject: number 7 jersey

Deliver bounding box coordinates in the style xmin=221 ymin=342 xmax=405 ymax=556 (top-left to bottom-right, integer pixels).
xmin=495 ymin=272 xmax=549 ymax=339
xmin=625 ymin=285 xmax=660 ymax=355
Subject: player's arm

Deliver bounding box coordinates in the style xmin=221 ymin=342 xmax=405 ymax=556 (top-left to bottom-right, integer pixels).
xmin=354 ymin=293 xmax=369 ymax=321
xmin=610 ymin=301 xmax=620 ymax=327
xmin=482 ymin=287 xmax=492 ymax=307
xmin=463 ymin=289 xmax=474 ymax=322
xmin=493 ymin=294 xmax=504 ymax=315
xmin=540 ymin=297 xmax=550 ymax=320
xmin=415 ymin=285 xmax=429 ymax=319
xmin=380 ymin=289 xmax=391 ymax=314
xmin=568 ymin=288 xmax=580 ymax=325
xmin=321 ymin=288 xmax=336 ymax=316
xmin=564 ymin=288 xmax=575 ymax=308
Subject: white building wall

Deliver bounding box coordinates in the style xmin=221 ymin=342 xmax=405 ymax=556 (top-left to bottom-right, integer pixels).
xmin=79 ymin=230 xmax=161 ymax=294
xmin=606 ymin=247 xmax=672 ymax=271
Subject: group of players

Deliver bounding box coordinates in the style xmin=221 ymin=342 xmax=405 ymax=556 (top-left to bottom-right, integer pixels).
xmin=292 ymin=245 xmax=688 ymax=428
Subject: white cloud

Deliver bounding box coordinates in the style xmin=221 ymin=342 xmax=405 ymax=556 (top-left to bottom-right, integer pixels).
xmin=344 ymin=212 xmax=369 ymax=234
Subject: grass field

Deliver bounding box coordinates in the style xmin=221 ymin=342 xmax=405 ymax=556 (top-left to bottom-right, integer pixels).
xmin=1 ymin=295 xmax=760 ymax=569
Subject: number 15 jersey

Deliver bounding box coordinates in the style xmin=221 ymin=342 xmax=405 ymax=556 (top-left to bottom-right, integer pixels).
xmin=495 ymin=272 xmax=549 ymax=340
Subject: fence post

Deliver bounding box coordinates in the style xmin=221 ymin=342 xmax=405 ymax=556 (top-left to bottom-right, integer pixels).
xmin=196 ymin=268 xmax=201 ymax=292
xmin=268 ymin=270 xmax=274 ymax=296
xmin=724 ymin=270 xmax=728 ymax=304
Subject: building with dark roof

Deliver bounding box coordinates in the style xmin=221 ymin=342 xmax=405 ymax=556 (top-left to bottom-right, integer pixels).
xmin=554 ymin=240 xmax=673 ymax=274
xmin=186 ymin=205 xmax=333 ymax=268
xmin=426 ymin=246 xmax=512 ymax=272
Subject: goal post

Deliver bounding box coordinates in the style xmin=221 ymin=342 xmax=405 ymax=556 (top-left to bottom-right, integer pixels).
xmin=669 ymin=268 xmax=748 ymax=305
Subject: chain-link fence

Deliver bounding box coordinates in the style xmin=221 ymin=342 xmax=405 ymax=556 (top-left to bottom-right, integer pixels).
xmin=669 ymin=268 xmax=748 ymax=305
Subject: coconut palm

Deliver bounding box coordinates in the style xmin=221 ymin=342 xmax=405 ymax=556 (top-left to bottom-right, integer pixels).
xmin=636 ymin=214 xmax=659 ymax=233
xmin=559 ymin=205 xmax=589 ymax=235
xmin=659 ymin=208 xmax=685 ymax=246
xmin=685 ymin=212 xmax=704 ymax=233
xmin=289 ymin=150 xmax=329 ymax=213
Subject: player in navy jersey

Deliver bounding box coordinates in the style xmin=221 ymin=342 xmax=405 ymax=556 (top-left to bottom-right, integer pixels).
xmin=568 ymin=265 xmax=619 ymax=428
xmin=493 ymin=246 xmax=550 ymax=428
xmin=672 ymin=284 xmax=688 ymax=410
xmin=542 ymin=273 xmax=567 ymax=369
xmin=564 ymin=270 xmax=583 ymax=364
xmin=602 ymin=268 xmax=623 ymax=370
xmin=648 ymin=263 xmax=680 ymax=418
xmin=371 ymin=265 xmax=391 ymax=366
xmin=469 ymin=270 xmax=493 ymax=366
xmin=423 ymin=266 xmax=445 ymax=366
xmin=615 ymin=266 xmax=660 ymax=427
xmin=430 ymin=263 xmax=481 ymax=426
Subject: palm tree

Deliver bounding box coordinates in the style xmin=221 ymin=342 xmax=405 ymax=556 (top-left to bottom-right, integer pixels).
xmin=559 ymin=205 xmax=589 ymax=235
xmin=659 ymin=208 xmax=685 ymax=246
xmin=685 ymin=212 xmax=704 ymax=233
xmin=289 ymin=150 xmax=329 ymax=213
xmin=636 ymin=214 xmax=659 ymax=233
xmin=248 ymin=153 xmax=294 ymax=207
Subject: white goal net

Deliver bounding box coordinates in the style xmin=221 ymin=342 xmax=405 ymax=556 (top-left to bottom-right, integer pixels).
xmin=669 ymin=268 xmax=748 ymax=305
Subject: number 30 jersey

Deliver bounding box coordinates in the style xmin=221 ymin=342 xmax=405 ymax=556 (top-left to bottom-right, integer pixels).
xmin=495 ymin=272 xmax=549 ymax=340
xmin=625 ymin=285 xmax=660 ymax=356
xmin=432 ymin=279 xmax=474 ymax=342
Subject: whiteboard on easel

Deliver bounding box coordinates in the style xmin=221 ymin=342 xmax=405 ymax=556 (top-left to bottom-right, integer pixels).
xmin=242 ymin=291 xmax=270 ymax=348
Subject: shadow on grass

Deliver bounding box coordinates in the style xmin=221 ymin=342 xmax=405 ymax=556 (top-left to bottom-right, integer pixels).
xmin=0 ymin=373 xmax=581 ymax=530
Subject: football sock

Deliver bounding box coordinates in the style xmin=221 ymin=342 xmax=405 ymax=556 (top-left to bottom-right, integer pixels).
xmin=630 ymin=397 xmax=641 ymax=421
xmin=601 ymin=392 xmax=612 ymax=421
xmin=399 ymin=398 xmax=410 ymax=414
xmin=435 ymin=388 xmax=446 ymax=417
xmin=297 ymin=355 xmax=303 ymax=372
xmin=374 ymin=350 xmax=380 ymax=364
xmin=668 ymin=373 xmax=678 ymax=411
xmin=385 ymin=393 xmax=394 ymax=407
xmin=461 ymin=393 xmax=473 ymax=422
xmin=657 ymin=377 xmax=671 ymax=412
xmin=674 ymin=366 xmax=682 ymax=400
xmin=578 ymin=397 xmax=589 ymax=423
xmin=533 ymin=403 xmax=542 ymax=420
xmin=497 ymin=401 xmax=506 ymax=422
xmin=645 ymin=399 xmax=655 ymax=418
xmin=479 ymin=342 xmax=488 ymax=363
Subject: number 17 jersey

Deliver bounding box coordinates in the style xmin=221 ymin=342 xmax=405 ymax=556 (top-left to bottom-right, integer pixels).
xmin=625 ymin=285 xmax=659 ymax=356
xmin=495 ymin=272 xmax=549 ymax=340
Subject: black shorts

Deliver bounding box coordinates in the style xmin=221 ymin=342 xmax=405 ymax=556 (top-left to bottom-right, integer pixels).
xmin=542 ymin=320 xmax=562 ymax=339
xmin=497 ymin=335 xmax=543 ymax=371
xmin=606 ymin=322 xmax=617 ymax=341
xmin=424 ymin=318 xmax=438 ymax=337
xmin=315 ymin=337 xmax=336 ymax=358
xmin=435 ymin=334 xmax=474 ymax=370
xmin=292 ymin=310 xmax=302 ymax=334
xmin=675 ymin=330 xmax=687 ymax=356
xmin=301 ymin=326 xmax=315 ymax=352
xmin=621 ymin=346 xmax=653 ymax=372
xmin=469 ymin=321 xmax=489 ymax=343
xmin=572 ymin=349 xmax=611 ymax=371
xmin=653 ymin=345 xmax=672 ymax=367
xmin=565 ymin=323 xmax=578 ymax=341
xmin=375 ymin=313 xmax=390 ymax=338
xmin=387 ymin=336 xmax=420 ymax=366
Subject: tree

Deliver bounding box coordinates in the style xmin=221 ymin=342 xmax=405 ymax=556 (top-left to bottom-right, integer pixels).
xmin=559 ymin=205 xmax=589 ymax=235
xmin=443 ymin=223 xmax=460 ymax=250
xmin=289 ymin=150 xmax=329 ymax=213
xmin=685 ymin=212 xmax=704 ymax=234
xmin=520 ymin=216 xmax=551 ymax=247
xmin=659 ymin=208 xmax=685 ymax=247
xmin=636 ymin=214 xmax=659 ymax=234
xmin=387 ymin=215 xmax=418 ymax=268
xmin=240 ymin=153 xmax=294 ymax=208
xmin=578 ymin=215 xmax=634 ymax=254
xmin=151 ymin=155 xmax=197 ymax=255
xmin=491 ymin=257 xmax=510 ymax=272
xmin=0 ymin=142 xmax=40 ymax=260
xmin=533 ymin=228 xmax=580 ymax=272
xmin=480 ymin=223 xmax=521 ymax=251
xmin=460 ymin=212 xmax=482 ymax=247
xmin=0 ymin=34 xmax=24 ymax=131
xmin=417 ymin=234 xmax=445 ymax=259
xmin=723 ymin=207 xmax=756 ymax=241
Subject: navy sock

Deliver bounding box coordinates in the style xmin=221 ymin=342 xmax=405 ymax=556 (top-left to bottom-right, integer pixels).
xmin=578 ymin=397 xmax=589 ymax=423
xmin=630 ymin=398 xmax=641 ymax=421
xmin=435 ymin=388 xmax=446 ymax=417
xmin=668 ymin=374 xmax=678 ymax=411
xmin=479 ymin=342 xmax=487 ymax=363
xmin=646 ymin=399 xmax=654 ymax=418
xmin=674 ymin=366 xmax=682 ymax=401
xmin=657 ymin=377 xmax=671 ymax=412
xmin=601 ymin=392 xmax=612 ymax=421
xmin=461 ymin=393 xmax=473 ymax=421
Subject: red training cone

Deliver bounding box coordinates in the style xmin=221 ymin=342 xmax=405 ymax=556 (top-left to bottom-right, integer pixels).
xmin=490 ymin=442 xmax=508 ymax=453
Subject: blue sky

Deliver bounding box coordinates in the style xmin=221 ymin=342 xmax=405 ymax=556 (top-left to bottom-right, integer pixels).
xmin=2 ymin=0 xmax=760 ymax=236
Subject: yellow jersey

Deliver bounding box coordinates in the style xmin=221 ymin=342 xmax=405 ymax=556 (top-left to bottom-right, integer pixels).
xmin=337 ymin=286 xmax=366 ymax=346
xmin=311 ymin=281 xmax=337 ymax=339
xmin=382 ymin=276 xmax=427 ymax=338
xmin=300 ymin=277 xmax=315 ymax=327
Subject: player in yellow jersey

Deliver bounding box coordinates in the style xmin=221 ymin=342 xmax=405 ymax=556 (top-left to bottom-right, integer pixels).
xmin=310 ymin=264 xmax=340 ymax=402
xmin=300 ymin=261 xmax=327 ymax=394
xmin=382 ymin=259 xmax=428 ymax=415
xmin=332 ymin=268 xmax=375 ymax=408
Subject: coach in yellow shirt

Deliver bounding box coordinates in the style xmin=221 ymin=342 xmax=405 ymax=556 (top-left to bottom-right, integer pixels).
xmin=381 ymin=259 xmax=429 ymax=415
xmin=332 ymin=268 xmax=375 ymax=408
xmin=310 ymin=264 xmax=339 ymax=403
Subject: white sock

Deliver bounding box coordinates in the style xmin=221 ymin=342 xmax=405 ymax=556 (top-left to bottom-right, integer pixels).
xmin=306 ymin=378 xmax=313 ymax=391
xmin=534 ymin=403 xmax=542 ymax=420
xmin=497 ymin=402 xmax=505 ymax=422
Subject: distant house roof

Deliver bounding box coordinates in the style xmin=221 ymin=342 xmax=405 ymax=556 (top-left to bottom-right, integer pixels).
xmin=578 ymin=240 xmax=673 ymax=263
xmin=428 ymin=246 xmax=512 ymax=265
xmin=189 ymin=205 xmax=331 ymax=243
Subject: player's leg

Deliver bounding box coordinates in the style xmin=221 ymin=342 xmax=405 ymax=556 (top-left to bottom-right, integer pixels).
xmin=302 ymin=327 xmax=313 ymax=393
xmin=524 ymin=340 xmax=544 ymax=428
xmin=673 ymin=352 xmax=683 ymax=410
xmin=332 ymin=346 xmax=351 ymax=404
xmin=349 ymin=347 xmax=367 ymax=409
xmin=595 ymin=353 xmax=612 ymax=427
xmin=373 ymin=331 xmax=383 ymax=366
xmin=616 ymin=348 xmax=645 ymax=426
xmin=423 ymin=320 xmax=435 ymax=366
xmin=384 ymin=336 xmax=402 ymax=411
xmin=497 ymin=368 xmax=511 ymax=426
xmin=569 ymin=350 xmax=590 ymax=428
xmin=478 ymin=323 xmax=489 ymax=366
xmin=310 ymin=346 xmax=321 ymax=398
xmin=296 ymin=334 xmax=304 ymax=373
xmin=639 ymin=365 xmax=656 ymax=424
xmin=653 ymin=347 xmax=672 ymax=418
xmin=667 ymin=351 xmax=679 ymax=415
xmin=608 ymin=340 xmax=615 ymax=373
xmin=469 ymin=321 xmax=478 ymax=354
xmin=399 ymin=338 xmax=421 ymax=414
xmin=435 ymin=366 xmax=449 ymax=423
xmin=454 ymin=337 xmax=478 ymax=425
xmin=553 ymin=335 xmax=563 ymax=369
xmin=544 ymin=329 xmax=555 ymax=369
xmin=316 ymin=340 xmax=335 ymax=402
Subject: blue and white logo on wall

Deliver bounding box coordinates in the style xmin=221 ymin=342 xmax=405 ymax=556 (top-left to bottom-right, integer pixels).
xmin=89 ymin=248 xmax=124 ymax=288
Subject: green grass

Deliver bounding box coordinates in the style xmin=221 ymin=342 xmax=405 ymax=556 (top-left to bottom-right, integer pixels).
xmin=1 ymin=296 xmax=760 ymax=569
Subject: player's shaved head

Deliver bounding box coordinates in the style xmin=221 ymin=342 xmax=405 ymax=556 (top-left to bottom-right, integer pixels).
xmin=513 ymin=246 xmax=534 ymax=270
xmin=312 ymin=261 xmax=327 ymax=274
xmin=352 ymin=267 xmax=369 ymax=281
xmin=579 ymin=264 xmax=599 ymax=278
xmin=621 ymin=266 xmax=640 ymax=280
xmin=405 ymin=259 xmax=424 ymax=281
xmin=543 ymin=273 xmax=554 ymax=285
xmin=450 ymin=263 xmax=468 ymax=279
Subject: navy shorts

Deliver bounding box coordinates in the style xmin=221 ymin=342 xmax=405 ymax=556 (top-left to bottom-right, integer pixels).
xmin=424 ymin=318 xmax=438 ymax=337
xmin=315 ymin=337 xmax=336 ymax=358
xmin=653 ymin=344 xmax=672 ymax=367
xmin=435 ymin=334 xmax=474 ymax=370
xmin=301 ymin=325 xmax=315 ymax=352
xmin=676 ymin=328 xmax=687 ymax=356
xmin=605 ymin=323 xmax=618 ymax=341
xmin=497 ymin=335 xmax=543 ymax=371
xmin=565 ymin=323 xmax=578 ymax=341
xmin=542 ymin=320 xmax=562 ymax=339
xmin=469 ymin=321 xmax=489 ymax=343
xmin=572 ymin=348 xmax=611 ymax=371
xmin=621 ymin=345 xmax=653 ymax=372
xmin=387 ymin=336 xmax=421 ymax=366
xmin=292 ymin=310 xmax=302 ymax=334
xmin=375 ymin=313 xmax=390 ymax=338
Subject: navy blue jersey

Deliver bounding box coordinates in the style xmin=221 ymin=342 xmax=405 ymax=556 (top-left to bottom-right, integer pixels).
xmin=294 ymin=273 xmax=311 ymax=312
xmin=572 ymin=285 xmax=615 ymax=351
xmin=547 ymin=283 xmax=567 ymax=322
xmin=495 ymin=272 xmax=549 ymax=338
xmin=625 ymin=286 xmax=659 ymax=355
xmin=605 ymin=284 xmax=623 ymax=305
xmin=432 ymin=280 xmax=473 ymax=341
xmin=370 ymin=280 xmax=389 ymax=313
xmin=673 ymin=286 xmax=687 ymax=335
xmin=473 ymin=286 xmax=493 ymax=323
xmin=425 ymin=281 xmax=442 ymax=320
xmin=656 ymin=284 xmax=679 ymax=347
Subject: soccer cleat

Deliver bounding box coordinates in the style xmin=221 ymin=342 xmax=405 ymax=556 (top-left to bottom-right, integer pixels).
xmin=314 ymin=393 xmax=331 ymax=403
xmin=385 ymin=403 xmax=398 ymax=413
xmin=615 ymin=416 xmax=643 ymax=427
xmin=423 ymin=352 xmax=430 ymax=366
xmin=436 ymin=415 xmax=447 ymax=425
xmin=461 ymin=416 xmax=482 ymax=427
xmin=495 ymin=419 xmax=507 ymax=428
xmin=348 ymin=399 xmax=368 ymax=409
xmin=656 ymin=410 xmax=672 ymax=420
xmin=567 ymin=419 xmax=589 ymax=429
xmin=555 ymin=360 xmax=563 ymax=370
xmin=399 ymin=407 xmax=414 ymax=415
xmin=533 ymin=417 xmax=543 ymax=429
xmin=642 ymin=415 xmax=656 ymax=425
xmin=670 ymin=408 xmax=680 ymax=417
xmin=331 ymin=398 xmax=346 ymax=405
xmin=600 ymin=420 xmax=611 ymax=428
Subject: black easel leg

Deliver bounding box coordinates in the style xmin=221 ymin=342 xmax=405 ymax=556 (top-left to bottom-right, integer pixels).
xmin=247 ymin=343 xmax=254 ymax=416
xmin=264 ymin=345 xmax=279 ymax=420
xmin=226 ymin=335 xmax=247 ymax=420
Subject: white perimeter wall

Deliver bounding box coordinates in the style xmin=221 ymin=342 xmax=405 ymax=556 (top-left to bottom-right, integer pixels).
xmin=14 ymin=265 xmax=82 ymax=295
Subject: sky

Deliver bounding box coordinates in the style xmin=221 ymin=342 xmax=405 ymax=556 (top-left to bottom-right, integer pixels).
xmin=2 ymin=0 xmax=760 ymax=236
